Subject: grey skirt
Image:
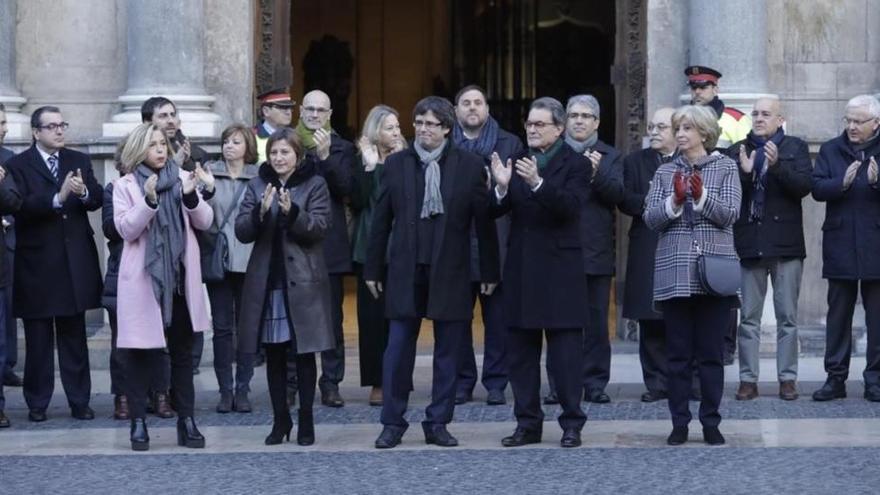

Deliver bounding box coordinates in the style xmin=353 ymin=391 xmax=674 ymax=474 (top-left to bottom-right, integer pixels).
xmin=260 ymin=288 xmax=292 ymax=344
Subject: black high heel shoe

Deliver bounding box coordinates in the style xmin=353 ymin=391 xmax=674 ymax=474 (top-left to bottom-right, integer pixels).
xmin=297 ymin=408 xmax=315 ymax=446
xmin=265 ymin=413 xmax=293 ymax=445
xmin=130 ymin=418 xmax=149 ymax=451
xmin=176 ymin=417 xmax=205 ymax=448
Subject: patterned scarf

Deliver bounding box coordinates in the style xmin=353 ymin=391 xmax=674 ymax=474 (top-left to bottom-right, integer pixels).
xmin=746 ymin=128 xmax=785 ymax=222
xmin=452 ymin=116 xmax=500 ymax=159
xmin=413 ymin=139 xmax=447 ymax=218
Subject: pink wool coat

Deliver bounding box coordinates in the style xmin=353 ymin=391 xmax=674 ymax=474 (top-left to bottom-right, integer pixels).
xmin=113 ymin=172 xmax=214 ymax=349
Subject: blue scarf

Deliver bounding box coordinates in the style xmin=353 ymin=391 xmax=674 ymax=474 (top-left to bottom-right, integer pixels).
xmin=452 ymin=116 xmax=499 ymax=159
xmin=746 ymin=128 xmax=785 ymax=222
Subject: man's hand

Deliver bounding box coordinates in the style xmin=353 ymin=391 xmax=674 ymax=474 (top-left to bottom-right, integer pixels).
xmin=764 ymin=141 xmax=779 ymax=167
xmin=672 ymin=170 xmax=687 ymax=205
xmin=314 ymin=128 xmax=332 ymax=161
xmin=843 ymin=160 xmax=861 ymax=190
xmin=515 ymin=156 xmax=541 ymax=189
xmin=58 ymin=171 xmax=75 ymax=202
xmin=480 ymin=283 xmax=498 ymax=296
xmin=490 ymin=152 xmax=512 ymax=195
xmin=182 ymin=171 xmax=198 ymax=195
xmin=586 ymin=150 xmax=602 ymax=177
xmin=173 ymin=138 xmax=191 ymax=165
xmin=365 ymin=280 xmax=383 ymax=299
xmin=69 ymin=168 xmax=86 ymax=197
xmin=868 ymin=157 xmax=879 ymax=185
xmin=739 ymin=146 xmax=756 ymax=174
xmin=143 ymin=174 xmax=159 ymax=204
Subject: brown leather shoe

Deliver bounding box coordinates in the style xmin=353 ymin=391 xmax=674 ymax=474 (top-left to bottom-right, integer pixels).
xmin=735 ymin=382 xmax=758 ymax=401
xmin=114 ymin=395 xmax=130 ymax=420
xmin=779 ymin=380 xmax=799 ymax=401
xmin=152 ymin=392 xmax=175 ymax=418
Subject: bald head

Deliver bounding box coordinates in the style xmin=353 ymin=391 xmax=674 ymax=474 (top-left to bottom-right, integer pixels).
xmin=751 ymin=97 xmax=784 ymax=138
xmin=648 ymin=107 xmax=676 ymax=155
xmin=300 ymin=90 xmax=333 ymax=130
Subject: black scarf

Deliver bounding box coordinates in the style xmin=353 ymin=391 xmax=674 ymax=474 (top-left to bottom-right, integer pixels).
xmin=453 ymin=116 xmax=499 ymax=159
xmin=746 ymin=128 xmax=785 ymax=222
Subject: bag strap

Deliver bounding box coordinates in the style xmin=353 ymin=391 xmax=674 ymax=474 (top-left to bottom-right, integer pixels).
xmin=217 ymin=181 xmax=247 ymax=231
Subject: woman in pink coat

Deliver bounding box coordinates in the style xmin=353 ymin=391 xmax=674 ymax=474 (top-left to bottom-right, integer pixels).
xmin=114 ymin=123 xmax=214 ymax=451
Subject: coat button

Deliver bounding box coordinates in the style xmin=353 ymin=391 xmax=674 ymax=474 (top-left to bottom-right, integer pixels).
xmin=62 ymin=214 xmax=67 ymax=219
xmin=287 ymin=256 xmax=294 ymax=261
xmin=773 ymin=215 xmax=780 ymax=221
xmin=758 ymin=251 xmax=763 ymax=256
xmin=289 ymin=281 xmax=296 ymax=287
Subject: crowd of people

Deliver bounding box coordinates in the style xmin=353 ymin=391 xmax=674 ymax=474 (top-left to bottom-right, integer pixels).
xmin=0 ymin=63 xmax=878 ymax=452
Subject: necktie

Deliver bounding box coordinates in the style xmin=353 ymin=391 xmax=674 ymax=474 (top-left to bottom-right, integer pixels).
xmin=47 ymin=154 xmax=59 ymax=181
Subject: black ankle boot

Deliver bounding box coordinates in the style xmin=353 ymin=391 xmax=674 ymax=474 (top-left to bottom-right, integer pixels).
xmin=297 ymin=409 xmax=315 ymax=446
xmin=265 ymin=412 xmax=293 ymax=445
xmin=130 ymin=418 xmax=149 ymax=451
xmin=176 ymin=417 xmax=205 ymax=448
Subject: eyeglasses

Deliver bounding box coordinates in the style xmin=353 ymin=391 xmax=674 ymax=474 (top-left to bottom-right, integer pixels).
xmin=301 ymin=106 xmax=330 ymax=114
xmin=647 ymin=123 xmax=670 ymax=132
xmin=36 ymin=122 xmax=69 ymax=132
xmin=524 ymin=120 xmax=554 ymax=130
xmin=567 ymin=112 xmax=597 ymax=121
xmin=413 ymin=120 xmax=443 ymax=130
xmin=842 ymin=116 xmax=878 ymax=127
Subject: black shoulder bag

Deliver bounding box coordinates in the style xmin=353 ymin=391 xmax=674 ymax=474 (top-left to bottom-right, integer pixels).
xmin=200 ymin=182 xmax=247 ymax=282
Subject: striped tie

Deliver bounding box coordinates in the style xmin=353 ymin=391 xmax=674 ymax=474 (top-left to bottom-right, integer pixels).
xmin=47 ymin=154 xmax=59 ymax=181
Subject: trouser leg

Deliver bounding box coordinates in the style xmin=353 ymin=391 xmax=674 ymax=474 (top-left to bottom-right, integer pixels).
xmin=738 ymin=263 xmax=768 ymax=382
xmin=507 ymin=328 xmax=544 ymax=432
xmin=54 ymin=313 xmax=92 ymax=409
xmin=22 ymin=318 xmax=55 ymax=411
xmin=824 ymin=279 xmax=857 ymax=381
xmin=356 ymin=268 xmax=388 ymax=387
xmin=319 ymin=274 xmax=345 ymax=392
xmin=663 ymin=299 xmax=696 ymax=427
xmin=208 ymin=279 xmax=235 ymax=393
xmin=860 ymin=280 xmax=880 ymax=387
xmin=582 ymin=275 xmax=611 ymax=392
xmin=380 ymin=319 xmax=420 ymax=428
xmin=108 ymin=311 xmax=127 ymax=396
xmin=770 ymin=258 xmax=802 ymax=382
xmin=638 ymin=319 xmax=667 ymax=393
xmin=480 ymin=286 xmax=508 ymax=392
xmin=166 ymin=295 xmax=195 ymax=417
xmin=122 ymin=349 xmax=158 ymax=419
xmin=455 ymin=284 xmax=479 ymax=396
xmin=229 ymin=274 xmax=253 ymax=393
xmin=425 ymin=320 xmax=467 ymax=425
xmin=548 ymin=328 xmax=587 ymax=431
xmin=694 ymin=297 xmax=731 ymax=428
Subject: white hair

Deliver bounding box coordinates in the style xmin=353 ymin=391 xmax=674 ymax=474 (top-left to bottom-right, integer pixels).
xmin=846 ymin=94 xmax=880 ymax=118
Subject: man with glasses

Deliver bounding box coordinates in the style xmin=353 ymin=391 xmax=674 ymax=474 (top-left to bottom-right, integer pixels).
xmin=812 ymin=94 xmax=880 ymax=403
xmin=725 ymin=97 xmax=811 ymax=402
xmin=552 ymin=94 xmax=623 ymax=405
xmin=254 ymin=89 xmax=295 ymax=164
xmin=365 ymin=96 xmax=499 ymax=449
xmin=451 ymin=85 xmax=524 ymax=406
xmin=5 ymin=106 xmax=103 ymax=422
xmin=295 ymin=89 xmax=355 ymax=408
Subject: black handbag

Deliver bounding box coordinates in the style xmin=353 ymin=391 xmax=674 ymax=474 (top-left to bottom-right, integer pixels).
xmin=694 ymin=241 xmax=740 ymax=297
xmin=200 ymin=183 xmax=246 ymax=283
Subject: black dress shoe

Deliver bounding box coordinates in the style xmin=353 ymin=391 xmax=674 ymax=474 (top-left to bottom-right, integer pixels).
xmin=0 ymin=410 xmax=10 ymax=428
xmin=321 ymin=389 xmax=345 ymax=408
xmin=667 ymin=426 xmax=689 ymax=446
xmin=28 ymin=409 xmax=47 ymax=422
xmin=454 ymin=391 xmax=472 ymax=405
xmin=422 ymin=423 xmax=458 ymax=447
xmin=176 ymin=417 xmax=205 ymax=448
xmin=3 ymin=372 xmax=23 ymax=387
xmin=502 ymin=427 xmax=542 ymax=447
xmin=640 ymin=390 xmax=668 ymax=403
xmin=703 ymin=426 xmax=725 ymax=445
xmin=812 ymin=378 xmax=846 ymax=401
xmin=864 ymin=384 xmax=880 ymax=402
xmin=130 ymin=418 xmax=149 ymax=451
xmin=542 ymin=392 xmax=559 ymax=405
xmin=375 ymin=426 xmax=405 ymax=449
xmin=560 ymin=428 xmax=582 ymax=448
xmin=586 ymin=389 xmax=611 ymax=404
xmin=486 ymin=389 xmax=506 ymax=405
xmin=71 ymin=406 xmax=95 ymax=420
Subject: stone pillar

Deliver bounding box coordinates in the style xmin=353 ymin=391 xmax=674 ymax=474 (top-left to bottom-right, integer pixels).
xmin=682 ymin=0 xmax=772 ymax=113
xmin=0 ymin=0 xmax=29 ymax=140
xmin=103 ymin=0 xmax=221 ymax=138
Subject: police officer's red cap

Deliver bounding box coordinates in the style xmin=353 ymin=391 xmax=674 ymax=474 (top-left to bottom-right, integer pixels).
xmin=257 ymin=89 xmax=295 ymax=107
xmin=684 ymin=66 xmax=722 ymax=86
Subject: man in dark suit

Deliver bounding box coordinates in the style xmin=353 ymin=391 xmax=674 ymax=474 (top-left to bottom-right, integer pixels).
xmin=551 ymin=94 xmax=624 ymax=405
xmin=141 ymin=96 xmax=209 ymax=172
xmin=451 ymin=85 xmax=524 ymax=406
xmin=296 ymin=89 xmax=356 ymax=407
xmin=619 ymin=107 xmax=677 ymax=402
xmin=490 ymin=96 xmax=589 ymax=448
xmin=365 ymin=96 xmax=500 ymax=448
xmin=0 ymin=103 xmax=21 ymax=392
xmin=5 ymin=106 xmax=103 ymax=422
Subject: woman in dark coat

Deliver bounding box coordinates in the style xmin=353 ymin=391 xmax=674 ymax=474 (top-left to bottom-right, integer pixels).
xmin=235 ymin=128 xmax=334 ymax=446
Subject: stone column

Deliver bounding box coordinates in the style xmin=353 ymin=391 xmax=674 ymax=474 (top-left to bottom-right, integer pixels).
xmin=0 ymin=0 xmax=29 ymax=140
xmin=103 ymin=0 xmax=221 ymax=137
xmin=682 ymin=0 xmax=772 ymax=113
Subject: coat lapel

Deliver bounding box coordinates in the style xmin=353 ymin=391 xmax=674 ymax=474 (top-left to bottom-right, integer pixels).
xmin=28 ymin=146 xmax=58 ymax=187
xmin=431 ymin=147 xmax=459 ymax=265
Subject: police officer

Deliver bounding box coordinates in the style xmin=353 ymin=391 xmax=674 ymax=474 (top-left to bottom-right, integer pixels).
xmin=686 ymin=66 xmax=751 ymax=149
xmin=253 ymin=89 xmax=295 ymax=164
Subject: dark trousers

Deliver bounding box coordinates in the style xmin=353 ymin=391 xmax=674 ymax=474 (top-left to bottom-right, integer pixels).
xmin=825 ymin=279 xmax=880 ymax=386
xmin=381 ymin=318 xmax=467 ymax=428
xmin=266 ymin=343 xmax=316 ymax=418
xmin=122 ymin=295 xmax=195 ymax=419
xmin=457 ymin=283 xmax=508 ymax=395
xmin=23 ymin=313 xmax=91 ymax=411
xmin=207 ymin=273 xmax=254 ymax=394
xmin=108 ymin=311 xmax=125 ymax=396
xmin=355 ymin=264 xmax=388 ymax=387
xmin=0 ymin=287 xmax=6 ymax=409
xmin=547 ymin=275 xmax=610 ymax=394
xmin=639 ymin=319 xmax=668 ymax=394
xmin=508 ymin=327 xmax=586 ymax=432
xmin=724 ymin=309 xmax=738 ymax=361
xmin=663 ymin=295 xmax=732 ymax=428
xmin=3 ymin=248 xmax=16 ymax=379
xmin=319 ymin=274 xmax=345 ymax=392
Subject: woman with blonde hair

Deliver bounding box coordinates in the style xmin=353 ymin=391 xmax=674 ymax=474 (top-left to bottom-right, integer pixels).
xmin=113 ymin=122 xmax=214 ymax=451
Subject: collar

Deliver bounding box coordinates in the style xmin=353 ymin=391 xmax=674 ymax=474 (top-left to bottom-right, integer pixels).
xmin=35 ymin=144 xmax=59 ymax=165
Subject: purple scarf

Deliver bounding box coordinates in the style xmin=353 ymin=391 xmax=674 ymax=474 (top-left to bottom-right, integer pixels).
xmin=746 ymin=128 xmax=785 ymax=222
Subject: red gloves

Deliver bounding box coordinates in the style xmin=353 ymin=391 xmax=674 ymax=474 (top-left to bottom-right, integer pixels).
xmin=672 ymin=171 xmax=687 ymax=205
xmin=689 ymin=171 xmax=703 ymax=201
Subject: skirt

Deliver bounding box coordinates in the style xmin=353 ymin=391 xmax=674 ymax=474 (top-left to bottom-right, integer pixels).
xmin=260 ymin=288 xmax=292 ymax=344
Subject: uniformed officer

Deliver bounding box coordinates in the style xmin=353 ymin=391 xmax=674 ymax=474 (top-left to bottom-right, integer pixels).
xmin=254 ymin=89 xmax=295 ymax=164
xmin=686 ymin=66 xmax=751 ymax=149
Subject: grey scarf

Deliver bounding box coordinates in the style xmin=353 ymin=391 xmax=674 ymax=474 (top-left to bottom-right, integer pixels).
xmin=564 ymin=132 xmax=598 ymax=155
xmin=413 ymin=139 xmax=446 ymax=218
xmin=135 ymin=163 xmax=185 ymax=328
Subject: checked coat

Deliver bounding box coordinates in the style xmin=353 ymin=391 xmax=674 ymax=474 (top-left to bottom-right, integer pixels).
xmin=643 ymin=152 xmax=741 ymax=302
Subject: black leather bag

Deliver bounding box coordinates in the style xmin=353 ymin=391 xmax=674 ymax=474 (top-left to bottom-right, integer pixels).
xmin=199 ymin=183 xmax=245 ymax=283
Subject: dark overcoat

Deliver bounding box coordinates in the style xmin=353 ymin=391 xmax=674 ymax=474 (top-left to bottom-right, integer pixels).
xmin=6 ymin=145 xmax=103 ymax=318
xmin=493 ymin=143 xmax=590 ymax=329
xmin=309 ymin=134 xmax=355 ymax=274
xmin=235 ymin=163 xmax=335 ymax=354
xmin=578 ymin=139 xmax=624 ymax=275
